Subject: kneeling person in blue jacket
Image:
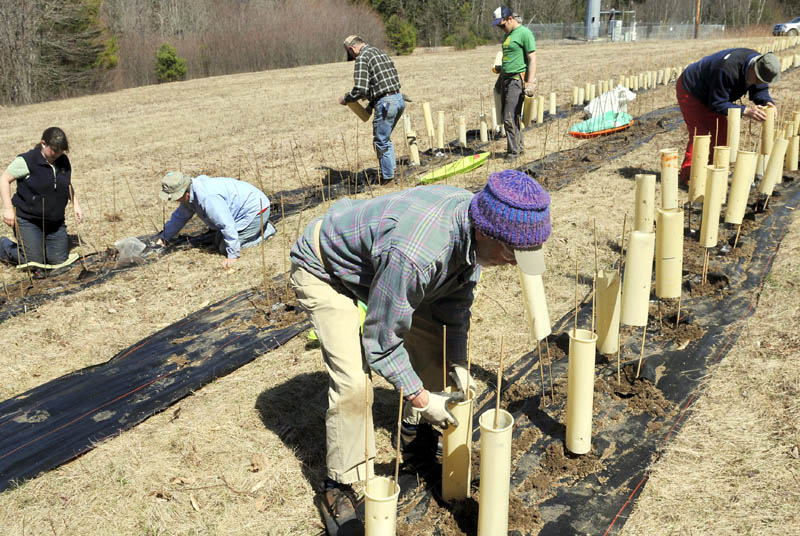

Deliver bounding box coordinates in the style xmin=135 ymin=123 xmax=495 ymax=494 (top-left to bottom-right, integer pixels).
xmin=157 ymin=172 xmax=276 ymax=268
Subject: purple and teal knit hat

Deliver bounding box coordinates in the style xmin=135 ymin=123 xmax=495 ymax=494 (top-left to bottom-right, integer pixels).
xmin=469 ymin=169 xmax=551 ymax=248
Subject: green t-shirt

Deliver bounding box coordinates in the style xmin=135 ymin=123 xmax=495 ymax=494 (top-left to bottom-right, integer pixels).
xmin=501 ymin=25 xmax=536 ymax=75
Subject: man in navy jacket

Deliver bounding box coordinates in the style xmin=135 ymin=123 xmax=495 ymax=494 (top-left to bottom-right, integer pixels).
xmin=676 ymin=49 xmax=779 ymax=182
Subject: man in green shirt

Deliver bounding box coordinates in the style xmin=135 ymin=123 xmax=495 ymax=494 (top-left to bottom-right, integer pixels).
xmin=492 ymin=6 xmax=537 ymax=161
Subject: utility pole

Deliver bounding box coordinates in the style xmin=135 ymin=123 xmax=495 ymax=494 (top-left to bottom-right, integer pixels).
xmin=694 ymin=0 xmax=701 ymax=39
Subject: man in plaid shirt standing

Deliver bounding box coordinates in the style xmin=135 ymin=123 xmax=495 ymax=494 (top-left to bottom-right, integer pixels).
xmin=290 ymin=170 xmax=551 ymax=534
xmin=339 ymin=35 xmax=405 ymax=181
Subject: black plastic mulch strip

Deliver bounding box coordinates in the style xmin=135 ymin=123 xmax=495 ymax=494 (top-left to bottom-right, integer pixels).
xmin=395 ymin=179 xmax=800 ymax=534
xmin=0 ymin=289 xmax=309 ymax=493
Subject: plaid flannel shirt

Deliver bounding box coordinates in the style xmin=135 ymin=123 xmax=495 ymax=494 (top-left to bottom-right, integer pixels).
xmin=343 ymin=45 xmax=401 ymax=105
xmin=290 ymin=185 xmax=480 ymax=398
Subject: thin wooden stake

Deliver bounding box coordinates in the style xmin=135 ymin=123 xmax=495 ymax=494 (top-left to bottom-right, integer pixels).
xmin=619 ymin=213 xmax=628 ymax=277
xmin=258 ymin=201 xmax=271 ymax=308
xmin=394 ymin=387 xmax=403 ymax=488
xmin=466 ymin=326 xmax=472 ymax=397
xmin=280 ymin=193 xmax=287 ymax=298
xmin=733 ymin=224 xmax=742 ymax=250
xmin=442 ymin=325 xmax=447 ymax=390
xmin=494 ymin=337 xmax=505 ymax=429
xmin=616 ymin=328 xmax=622 ymax=388
xmin=536 ymin=339 xmax=546 ymax=403
xmin=574 ymin=254 xmax=579 ymax=336
xmin=13 ymin=210 xmax=34 ymax=285
xmin=676 ymin=295 xmax=682 ymax=329
xmin=635 ymin=323 xmax=647 ymax=379
xmin=544 ymin=337 xmax=555 ymax=405
xmin=365 ymin=373 xmax=370 ymax=494
xmin=593 ymin=219 xmax=598 ymax=334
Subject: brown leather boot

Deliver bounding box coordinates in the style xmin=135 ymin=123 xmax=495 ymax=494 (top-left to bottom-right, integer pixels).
xmin=315 ymin=482 xmax=363 ymax=536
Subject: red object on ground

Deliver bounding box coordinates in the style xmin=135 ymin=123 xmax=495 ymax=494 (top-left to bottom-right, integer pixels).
xmin=676 ymin=74 xmax=728 ymax=182
xmin=568 ymin=120 xmax=634 ymax=139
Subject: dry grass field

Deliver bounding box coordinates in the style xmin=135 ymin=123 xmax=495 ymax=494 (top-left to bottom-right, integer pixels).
xmin=0 ymin=35 xmax=798 ymax=535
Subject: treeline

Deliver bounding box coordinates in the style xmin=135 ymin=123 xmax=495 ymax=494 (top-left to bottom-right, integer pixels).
xmin=1 ymin=0 xmax=796 ymax=106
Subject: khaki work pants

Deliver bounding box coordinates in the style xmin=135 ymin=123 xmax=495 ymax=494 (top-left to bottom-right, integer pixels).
xmin=290 ymin=265 xmax=445 ymax=485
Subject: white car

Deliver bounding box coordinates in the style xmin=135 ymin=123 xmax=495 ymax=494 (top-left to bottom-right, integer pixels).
xmin=773 ymin=17 xmax=800 ymax=36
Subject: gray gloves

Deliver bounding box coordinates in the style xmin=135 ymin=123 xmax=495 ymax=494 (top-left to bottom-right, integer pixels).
xmin=412 ymin=391 xmax=464 ymax=428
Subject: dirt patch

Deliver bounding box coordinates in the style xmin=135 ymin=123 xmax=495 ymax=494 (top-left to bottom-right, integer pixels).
xmin=520 ymin=442 xmax=603 ymax=495
xmin=597 ymin=366 xmax=672 ymax=418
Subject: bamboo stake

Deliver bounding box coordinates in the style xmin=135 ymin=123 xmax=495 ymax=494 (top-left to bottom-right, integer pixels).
xmin=122 ymin=174 xmax=158 ymax=234
xmin=635 ymin=323 xmax=647 ymax=379
xmin=593 ymin=219 xmax=598 ymax=334
xmin=545 ymin=337 xmax=555 ymax=405
xmin=574 ymin=254 xmax=579 ymax=336
xmin=619 ymin=213 xmax=627 ymax=276
xmin=617 ymin=327 xmax=622 ymax=388
xmin=14 ymin=210 xmax=34 ymax=285
xmin=442 ymin=325 xmax=447 ymax=390
xmin=494 ymin=336 xmax=504 ymax=429
xmin=466 ymin=326 xmax=472 ymax=396
xmin=732 ymin=224 xmax=742 ymax=250
xmin=536 ymin=339 xmax=546 ymax=403
xmin=365 ymin=373 xmax=370 ymax=494
xmin=280 ymin=193 xmax=287 ymax=298
xmin=258 ymin=201 xmax=271 ymax=308
xmin=68 ymin=187 xmax=88 ymax=271
xmin=394 ymin=387 xmax=403 ymax=488
xmin=675 ymin=295 xmax=682 ymax=329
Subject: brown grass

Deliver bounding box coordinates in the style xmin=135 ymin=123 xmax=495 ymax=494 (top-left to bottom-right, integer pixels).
xmin=0 ymin=35 xmax=798 ymax=534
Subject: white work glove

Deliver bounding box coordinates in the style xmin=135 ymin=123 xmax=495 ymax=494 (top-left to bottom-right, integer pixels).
xmin=524 ymin=81 xmax=536 ymax=97
xmin=449 ymin=365 xmax=474 ymax=397
xmin=412 ymin=391 xmax=464 ymax=428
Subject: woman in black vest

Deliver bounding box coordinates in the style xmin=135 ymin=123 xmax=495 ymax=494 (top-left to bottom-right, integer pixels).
xmin=0 ymin=127 xmax=83 ymax=268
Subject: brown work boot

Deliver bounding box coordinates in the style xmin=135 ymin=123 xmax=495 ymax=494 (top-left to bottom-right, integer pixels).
xmin=315 ymin=482 xmax=363 ymax=536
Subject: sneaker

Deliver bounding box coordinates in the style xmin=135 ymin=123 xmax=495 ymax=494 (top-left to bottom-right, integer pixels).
xmin=315 ymin=481 xmax=363 ymax=536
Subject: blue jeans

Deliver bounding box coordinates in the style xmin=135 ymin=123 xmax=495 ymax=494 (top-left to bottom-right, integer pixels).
xmin=373 ymin=93 xmax=405 ymax=179
xmin=213 ymin=208 xmax=276 ymax=255
xmin=0 ymin=216 xmax=69 ymax=266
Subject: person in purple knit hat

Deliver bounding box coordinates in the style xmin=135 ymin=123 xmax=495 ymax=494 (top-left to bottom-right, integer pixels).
xmin=289 ymin=169 xmax=550 ymax=535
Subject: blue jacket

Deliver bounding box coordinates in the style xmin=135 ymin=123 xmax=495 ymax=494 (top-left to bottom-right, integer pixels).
xmin=681 ymin=48 xmax=774 ymax=115
xmin=162 ymin=176 xmax=269 ymax=258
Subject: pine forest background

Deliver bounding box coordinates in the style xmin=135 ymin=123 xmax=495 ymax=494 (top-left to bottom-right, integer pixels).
xmin=2 ymin=0 xmax=800 ymax=106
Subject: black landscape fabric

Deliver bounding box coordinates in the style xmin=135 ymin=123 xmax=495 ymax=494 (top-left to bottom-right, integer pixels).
xmin=0 ymin=289 xmax=309 ymax=493
xmin=393 ymin=179 xmax=800 ymax=535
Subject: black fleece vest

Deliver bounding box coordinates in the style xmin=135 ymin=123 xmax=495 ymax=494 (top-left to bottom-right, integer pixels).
xmin=12 ymin=147 xmax=71 ymax=225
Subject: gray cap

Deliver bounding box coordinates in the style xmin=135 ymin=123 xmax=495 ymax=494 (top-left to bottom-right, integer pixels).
xmin=160 ymin=171 xmax=191 ymax=201
xmin=754 ymin=52 xmax=780 ymax=84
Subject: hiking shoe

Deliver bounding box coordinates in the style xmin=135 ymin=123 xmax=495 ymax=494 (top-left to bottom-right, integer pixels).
xmin=315 ymin=482 xmax=363 ymax=536
xmin=503 ymin=152 xmax=520 ymax=162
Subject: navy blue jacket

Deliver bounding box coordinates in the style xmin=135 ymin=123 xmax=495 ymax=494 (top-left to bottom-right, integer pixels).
xmin=681 ymin=48 xmax=774 ymax=115
xmin=13 ymin=147 xmax=72 ymax=225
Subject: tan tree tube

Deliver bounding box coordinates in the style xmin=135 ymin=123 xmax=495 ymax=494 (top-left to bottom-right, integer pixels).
xmin=437 ymin=111 xmax=446 ymax=149
xmin=759 ymin=137 xmax=789 ymax=197
xmin=655 ymin=208 xmax=684 ymax=299
xmin=788 ymin=136 xmax=799 ymax=172
xmin=584 ymin=83 xmax=591 ymax=103
xmin=712 ymin=145 xmax=730 ymax=170
xmin=493 ymin=89 xmax=504 ymax=135
xmin=441 ymin=387 xmax=476 ymax=501
xmin=660 ymin=148 xmax=680 ymax=209
xmin=347 ymin=101 xmax=371 ymax=122
xmin=724 ymin=150 xmax=757 ymax=224
xmin=588 ymin=84 xmax=596 ymax=102
xmin=620 ymin=231 xmax=656 ymax=327
xmin=536 ymin=95 xmax=545 ymax=124
xmin=566 ymin=328 xmax=598 ymax=455
xmin=572 ymin=86 xmax=579 ymax=106
xmin=422 ymin=102 xmax=435 ymax=140
xmin=522 ymin=95 xmax=534 ymax=127
xmin=761 ymin=106 xmax=775 ymax=155
xmin=793 ymin=111 xmax=800 ymax=135
xmin=477 ymin=409 xmax=514 ymax=536
xmin=549 ymin=92 xmax=557 ymax=115
xmin=700 ymin=167 xmax=727 ymax=248
xmin=365 ymin=476 xmax=400 ymax=536
xmin=634 ymin=174 xmax=656 ymax=233
xmin=519 ymin=271 xmax=552 ymax=341
xmin=458 ymin=117 xmax=467 ymax=148
xmin=726 ymin=107 xmax=740 ymax=164
xmin=406 ymin=130 xmax=420 ymax=166
xmin=596 ymin=269 xmax=621 ymax=355
xmin=688 ymin=134 xmax=711 ymax=203
xmin=578 ymin=87 xmax=585 ymax=105
xmin=480 ymin=114 xmax=489 ymax=143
